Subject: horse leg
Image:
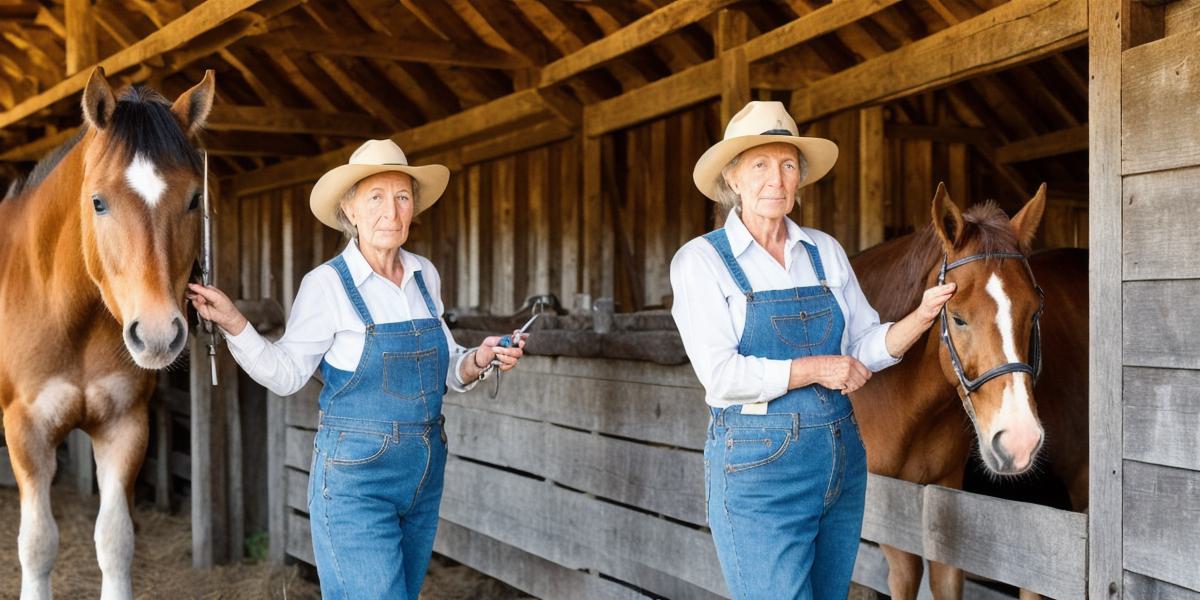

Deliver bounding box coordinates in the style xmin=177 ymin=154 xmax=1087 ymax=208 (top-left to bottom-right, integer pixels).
xmin=88 ymin=400 xmax=148 ymax=600
xmin=5 ymin=398 xmax=72 ymax=600
xmin=927 ymin=560 xmax=964 ymax=600
xmin=881 ymin=544 xmax=924 ymax=600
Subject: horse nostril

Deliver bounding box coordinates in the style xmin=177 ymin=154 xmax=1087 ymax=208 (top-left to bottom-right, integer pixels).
xmin=128 ymin=321 xmax=144 ymax=351
xmin=170 ymin=317 xmax=186 ymax=350
xmin=991 ymin=429 xmax=1012 ymax=464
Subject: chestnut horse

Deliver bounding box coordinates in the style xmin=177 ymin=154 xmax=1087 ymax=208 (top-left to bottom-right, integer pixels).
xmin=850 ymin=184 xmax=1088 ymax=599
xmin=0 ymin=68 xmax=214 ymax=599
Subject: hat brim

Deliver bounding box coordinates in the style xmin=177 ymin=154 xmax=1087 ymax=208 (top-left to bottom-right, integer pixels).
xmin=692 ymin=135 xmax=839 ymax=201
xmin=309 ymin=163 xmax=450 ymax=230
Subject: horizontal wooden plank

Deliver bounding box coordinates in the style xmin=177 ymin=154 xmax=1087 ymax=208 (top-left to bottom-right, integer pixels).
xmin=1121 ymin=27 xmax=1200 ymax=175
xmin=284 ymin=380 xmax=321 ymax=429
xmin=995 ymin=125 xmax=1088 ymax=164
xmin=515 ymin=355 xmax=702 ymax=388
xmin=286 ymin=467 xmax=308 ymax=514
xmin=287 ymin=512 xmax=315 ymax=566
xmin=246 ymin=30 xmax=525 ymax=69
xmin=450 ymin=370 xmax=707 ymax=450
xmin=861 ymin=474 xmax=925 ymax=555
xmin=434 ymin=520 xmax=653 ymax=600
xmin=584 ymin=60 xmax=721 ymax=136
xmin=1124 ymin=367 xmax=1200 ymax=471
xmin=443 ymin=404 xmax=705 ymax=525
xmin=440 ymin=456 xmax=728 ymax=597
xmin=1123 ymin=460 xmax=1200 ymax=592
xmin=1123 ymin=280 xmax=1200 ymax=369
xmin=205 ymin=105 xmax=386 ymax=138
xmin=791 ymin=0 xmax=1087 ymax=123
xmin=922 ymin=486 xmax=1087 ymax=599
xmin=1123 ymin=166 xmax=1200 ymax=280
xmin=1124 ymin=570 xmax=1200 ymax=600
xmin=285 ymin=427 xmax=314 ymax=472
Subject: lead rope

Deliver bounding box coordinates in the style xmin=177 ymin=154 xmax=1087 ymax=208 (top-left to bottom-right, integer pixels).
xmin=201 ymin=150 xmax=219 ymax=386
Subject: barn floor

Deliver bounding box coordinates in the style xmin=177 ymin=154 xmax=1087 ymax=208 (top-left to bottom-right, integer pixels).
xmin=0 ymin=485 xmax=531 ymax=599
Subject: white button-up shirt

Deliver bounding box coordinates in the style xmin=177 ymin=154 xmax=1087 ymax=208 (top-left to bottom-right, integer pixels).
xmin=224 ymin=240 xmax=475 ymax=397
xmin=670 ymin=212 xmax=899 ymax=408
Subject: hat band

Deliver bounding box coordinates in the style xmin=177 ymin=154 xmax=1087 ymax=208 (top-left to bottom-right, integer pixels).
xmin=760 ymin=128 xmax=794 ymax=136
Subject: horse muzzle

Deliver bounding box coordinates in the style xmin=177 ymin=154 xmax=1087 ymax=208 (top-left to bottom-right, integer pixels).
xmin=124 ymin=313 xmax=188 ymax=369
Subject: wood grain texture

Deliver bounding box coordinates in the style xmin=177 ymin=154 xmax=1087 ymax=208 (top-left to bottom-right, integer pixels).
xmin=1123 ymin=280 xmax=1200 ymax=369
xmin=1123 ymin=166 xmax=1200 ymax=280
xmin=1121 ymin=28 xmax=1200 ymax=175
xmin=1123 ymin=460 xmax=1200 ymax=592
xmin=1124 ymin=367 xmax=1200 ymax=471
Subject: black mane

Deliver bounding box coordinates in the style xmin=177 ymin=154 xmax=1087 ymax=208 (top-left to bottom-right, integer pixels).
xmin=5 ymin=86 xmax=200 ymax=201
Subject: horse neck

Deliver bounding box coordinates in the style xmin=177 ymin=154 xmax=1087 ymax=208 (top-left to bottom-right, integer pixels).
xmin=5 ymin=134 xmax=99 ymax=317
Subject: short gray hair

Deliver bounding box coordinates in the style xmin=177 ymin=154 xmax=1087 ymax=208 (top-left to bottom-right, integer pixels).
xmin=712 ymin=147 xmax=809 ymax=214
xmin=334 ymin=174 xmax=422 ymax=240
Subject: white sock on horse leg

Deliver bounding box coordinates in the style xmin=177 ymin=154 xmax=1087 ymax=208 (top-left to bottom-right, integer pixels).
xmin=18 ymin=484 xmax=58 ymax=600
xmin=94 ymin=464 xmax=134 ymax=600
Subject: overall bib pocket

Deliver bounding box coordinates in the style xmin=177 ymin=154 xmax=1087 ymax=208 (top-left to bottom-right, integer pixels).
xmin=771 ymin=308 xmax=834 ymax=350
xmin=724 ymin=427 xmax=792 ymax=473
xmin=383 ymin=348 xmax=438 ymax=400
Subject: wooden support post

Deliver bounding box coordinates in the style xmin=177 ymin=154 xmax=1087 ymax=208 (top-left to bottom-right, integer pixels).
xmin=581 ymin=124 xmax=607 ymax=303
xmin=190 ymin=334 xmax=227 ymax=568
xmin=265 ymin=391 xmax=285 ymax=565
xmin=67 ymin=429 xmax=93 ymax=496
xmin=718 ymin=9 xmax=751 ymax=126
xmin=858 ymin=106 xmax=885 ymax=251
xmin=154 ymin=376 xmax=171 ymax=510
xmin=64 ymin=0 xmax=97 ymax=75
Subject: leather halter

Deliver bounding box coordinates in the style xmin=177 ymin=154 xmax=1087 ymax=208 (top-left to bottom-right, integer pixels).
xmin=937 ymin=252 xmax=1044 ymax=424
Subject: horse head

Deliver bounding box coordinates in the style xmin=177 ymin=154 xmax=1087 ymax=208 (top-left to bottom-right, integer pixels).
xmin=77 ymin=67 xmax=214 ymax=369
xmin=929 ymin=182 xmax=1047 ymax=476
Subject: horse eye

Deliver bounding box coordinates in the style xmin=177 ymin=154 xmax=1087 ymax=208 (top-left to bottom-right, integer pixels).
xmin=188 ymin=192 xmax=201 ymax=211
xmin=952 ymin=315 xmax=967 ymax=327
xmin=92 ymin=194 xmax=109 ymax=215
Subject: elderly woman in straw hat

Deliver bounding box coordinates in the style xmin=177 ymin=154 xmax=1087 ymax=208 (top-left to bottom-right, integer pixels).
xmin=670 ymin=101 xmax=954 ymax=599
xmin=187 ymin=139 xmax=524 ymax=599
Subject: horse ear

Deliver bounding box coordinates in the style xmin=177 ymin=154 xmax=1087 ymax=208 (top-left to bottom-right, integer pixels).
xmin=81 ymin=67 xmax=115 ymax=130
xmin=171 ymin=69 xmax=215 ymax=136
xmin=1010 ymin=183 xmax=1047 ymax=252
xmin=930 ymin=182 xmax=964 ymax=250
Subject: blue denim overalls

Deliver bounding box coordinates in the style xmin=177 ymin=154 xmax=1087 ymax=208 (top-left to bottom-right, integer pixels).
xmin=306 ymin=255 xmax=450 ymax=600
xmin=703 ymin=229 xmax=868 ymax=600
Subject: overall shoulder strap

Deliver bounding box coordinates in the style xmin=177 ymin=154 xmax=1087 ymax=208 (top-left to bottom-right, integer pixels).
xmin=799 ymin=241 xmax=828 ymax=287
xmin=328 ymin=256 xmax=375 ymax=327
xmin=702 ymin=229 xmax=753 ymax=297
xmin=412 ymin=270 xmax=439 ymax=318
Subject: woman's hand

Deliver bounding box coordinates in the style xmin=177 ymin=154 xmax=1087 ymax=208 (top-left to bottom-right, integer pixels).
xmin=187 ymin=283 xmax=249 ymax=336
xmin=914 ymin=283 xmax=956 ymax=324
xmin=884 ymin=282 xmax=956 ymax=358
xmin=790 ymin=355 xmax=871 ymax=394
xmin=476 ymin=334 xmax=526 ymax=372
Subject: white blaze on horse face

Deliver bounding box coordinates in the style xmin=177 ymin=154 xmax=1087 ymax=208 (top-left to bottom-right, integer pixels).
xmin=125 ymin=153 xmax=166 ymax=207
xmin=985 ymin=272 xmax=1042 ymax=469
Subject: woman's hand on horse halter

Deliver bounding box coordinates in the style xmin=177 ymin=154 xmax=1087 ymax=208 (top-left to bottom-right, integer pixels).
xmin=186 ymin=283 xmax=249 ymax=336
xmin=916 ymin=283 xmax=956 ymax=324
xmin=790 ymin=355 xmax=871 ymax=394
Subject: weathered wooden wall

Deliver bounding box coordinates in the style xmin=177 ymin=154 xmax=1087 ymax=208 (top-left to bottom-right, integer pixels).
xmin=267 ymin=356 xmax=1085 ymax=599
xmin=1091 ymin=0 xmax=1200 ymax=597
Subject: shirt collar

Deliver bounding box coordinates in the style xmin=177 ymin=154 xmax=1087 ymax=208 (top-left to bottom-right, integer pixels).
xmin=723 ymin=210 xmax=813 ymax=257
xmin=342 ymin=239 xmax=422 ymax=288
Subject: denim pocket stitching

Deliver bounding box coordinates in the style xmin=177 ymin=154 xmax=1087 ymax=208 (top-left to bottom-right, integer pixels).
xmin=328 ymin=431 xmax=390 ymax=466
xmin=382 ymin=348 xmax=437 ymax=400
xmin=725 ymin=430 xmax=792 ymax=473
xmin=770 ymin=309 xmax=834 ymax=350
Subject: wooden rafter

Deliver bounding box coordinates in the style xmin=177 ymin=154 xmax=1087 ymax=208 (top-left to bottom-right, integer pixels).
xmin=244 ymin=29 xmax=526 ymax=70
xmin=995 ymin=125 xmax=1088 ymax=164
xmin=0 ymin=0 xmax=261 ymax=130
xmin=205 ymin=106 xmax=387 ymax=138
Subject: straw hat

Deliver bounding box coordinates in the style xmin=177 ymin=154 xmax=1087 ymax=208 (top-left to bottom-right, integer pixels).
xmin=692 ymin=101 xmax=838 ymax=200
xmin=309 ymin=139 xmax=450 ymax=229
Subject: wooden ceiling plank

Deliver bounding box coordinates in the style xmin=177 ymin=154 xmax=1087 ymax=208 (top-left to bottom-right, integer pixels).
xmin=449 ymin=0 xmax=554 ymax=66
xmin=0 ymin=0 xmax=263 ymax=130
xmin=258 ymin=48 xmax=339 ymax=112
xmin=311 ymin=55 xmax=407 ymax=132
xmin=244 ymin=29 xmax=525 ymax=70
xmin=369 ymin=59 xmax=458 ymax=121
xmin=205 ymin=105 xmax=387 ymax=137
xmin=399 ymin=0 xmax=451 ymax=40
xmin=65 ymin=0 xmax=99 ymax=75
xmin=0 ymin=127 xmax=77 ymax=161
xmin=789 ymin=0 xmax=1087 ymax=123
xmin=995 ymin=125 xmax=1088 ymax=164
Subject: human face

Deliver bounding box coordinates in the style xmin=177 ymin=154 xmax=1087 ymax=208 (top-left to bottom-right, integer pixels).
xmin=341 ymin=171 xmax=415 ymax=252
xmin=725 ymin=143 xmax=802 ymax=221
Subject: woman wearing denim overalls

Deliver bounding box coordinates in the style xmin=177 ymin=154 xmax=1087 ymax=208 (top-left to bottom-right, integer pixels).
xmin=671 ymin=102 xmax=955 ymax=599
xmin=187 ymin=139 xmax=525 ymax=599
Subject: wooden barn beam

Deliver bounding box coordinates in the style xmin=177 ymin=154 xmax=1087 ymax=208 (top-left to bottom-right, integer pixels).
xmin=200 ymin=132 xmax=320 ymax=157
xmin=718 ymin=9 xmax=751 ymax=126
xmin=995 ymin=125 xmax=1088 ymax=164
xmin=227 ymin=89 xmax=561 ymax=196
xmin=885 ymin=123 xmax=997 ymax=147
xmin=585 ymin=0 xmax=896 ymax=136
xmin=205 ymin=106 xmax=387 ymax=138
xmin=244 ymin=30 xmax=526 ymax=70
xmin=0 ymin=128 xmax=77 ymax=162
xmin=538 ymin=0 xmax=736 ymax=87
xmin=0 ymin=0 xmax=262 ymax=131
xmin=0 ymin=3 xmax=40 ymax=19
xmin=65 ymin=0 xmax=99 ymax=75
xmin=789 ymin=0 xmax=1087 ymax=123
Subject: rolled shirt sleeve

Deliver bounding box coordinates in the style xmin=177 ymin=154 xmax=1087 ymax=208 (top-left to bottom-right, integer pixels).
xmin=830 ymin=241 xmax=901 ymax=372
xmin=670 ymin=243 xmax=791 ymax=405
xmin=416 ymin=258 xmax=480 ymax=393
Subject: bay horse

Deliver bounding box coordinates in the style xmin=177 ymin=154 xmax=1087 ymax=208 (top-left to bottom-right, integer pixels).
xmin=0 ymin=67 xmax=214 ymax=599
xmin=850 ymin=183 xmax=1088 ymax=599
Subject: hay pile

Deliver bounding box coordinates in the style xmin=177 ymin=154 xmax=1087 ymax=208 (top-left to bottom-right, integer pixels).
xmin=0 ymin=485 xmax=529 ymax=599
